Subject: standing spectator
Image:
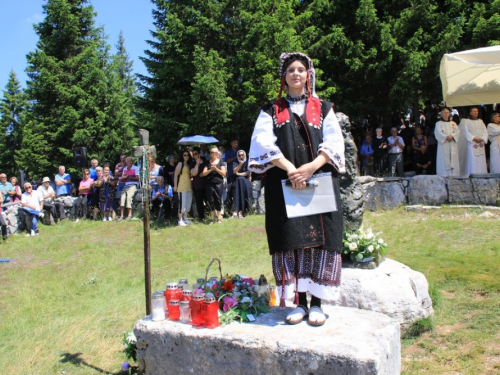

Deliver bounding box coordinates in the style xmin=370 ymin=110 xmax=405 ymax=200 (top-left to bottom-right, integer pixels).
xmin=435 ymin=107 xmax=460 ymax=177
xmin=190 ymin=147 xmax=208 ymax=222
xmin=0 ymin=173 xmax=15 ymax=203
xmin=387 ymin=127 xmax=405 ymax=176
xmin=460 ymin=107 xmax=488 ymax=175
xmin=90 ymin=167 xmax=103 ymax=220
xmin=223 ymin=139 xmax=239 ymax=183
xmin=230 ymin=150 xmax=252 ymax=218
xmin=199 ymin=144 xmax=210 ymax=161
xmin=9 ymin=177 xmax=22 ymax=202
xmin=174 ymin=149 xmax=194 ymax=226
xmin=54 ymin=166 xmax=71 ymax=197
xmin=89 ymin=158 xmax=99 ymax=180
xmin=202 ymin=147 xmax=227 ymax=224
xmin=114 ymin=154 xmax=127 ymax=193
xmin=117 ymin=157 xmax=140 ymax=221
xmin=74 ymin=169 xmax=94 ymax=222
xmin=38 ymin=177 xmax=66 ymax=223
xmin=97 ymin=166 xmax=117 ymax=221
xmin=372 ymin=128 xmax=388 ymax=176
xmin=148 ymin=156 xmax=164 ymax=188
xmin=412 ymin=126 xmax=428 ymax=170
xmin=21 ymin=182 xmax=44 ymax=236
xmin=487 ymin=112 xmax=500 ymax=173
xmin=359 ymin=134 xmax=375 ymax=176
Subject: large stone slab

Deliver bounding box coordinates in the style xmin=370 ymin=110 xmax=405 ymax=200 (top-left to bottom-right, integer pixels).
xmin=447 ymin=178 xmax=473 ymax=204
xmin=330 ymin=259 xmax=433 ymax=329
xmin=471 ymin=177 xmax=498 ymax=205
xmin=135 ymin=305 xmax=401 ymax=375
xmin=408 ymin=175 xmax=447 ymax=205
xmin=362 ymin=180 xmax=406 ymax=211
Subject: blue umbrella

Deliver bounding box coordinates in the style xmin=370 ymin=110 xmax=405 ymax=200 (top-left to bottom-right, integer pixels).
xmin=177 ymin=135 xmax=219 ymax=145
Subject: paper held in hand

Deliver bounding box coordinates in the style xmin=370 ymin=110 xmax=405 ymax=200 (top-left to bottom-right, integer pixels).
xmin=281 ymin=172 xmax=337 ymax=219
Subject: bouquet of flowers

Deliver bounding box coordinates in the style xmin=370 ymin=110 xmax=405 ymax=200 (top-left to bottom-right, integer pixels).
xmin=343 ymin=227 xmax=388 ymax=263
xmin=197 ymin=274 xmax=271 ymax=325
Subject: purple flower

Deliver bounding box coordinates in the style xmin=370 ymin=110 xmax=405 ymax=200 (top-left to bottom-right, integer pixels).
xmin=242 ymin=278 xmax=255 ymax=287
xmin=223 ymin=296 xmax=238 ymax=312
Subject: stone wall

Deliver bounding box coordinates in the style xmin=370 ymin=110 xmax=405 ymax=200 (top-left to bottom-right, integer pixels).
xmin=359 ymin=174 xmax=500 ymax=211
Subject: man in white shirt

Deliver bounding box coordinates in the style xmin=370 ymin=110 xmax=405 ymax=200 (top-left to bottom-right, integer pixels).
xmin=387 ymin=127 xmax=405 ymax=177
xmin=21 ymin=182 xmax=44 ymax=236
xmin=38 ymin=177 xmax=66 ymax=223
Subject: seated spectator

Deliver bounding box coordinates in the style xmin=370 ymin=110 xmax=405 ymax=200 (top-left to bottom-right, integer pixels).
xmin=190 ymin=147 xmax=208 ymax=222
xmin=0 ymin=173 xmax=15 ymax=203
xmin=117 ymin=157 xmax=139 ymax=221
xmin=151 ymin=176 xmax=171 ymax=220
xmin=415 ymin=145 xmax=432 ymax=175
xmin=230 ymin=150 xmax=252 ymax=218
xmin=21 ymin=182 xmax=44 ymax=236
xmin=9 ymin=177 xmax=22 ymax=202
xmin=412 ymin=126 xmax=428 ymax=170
xmin=97 ymin=166 xmax=117 ymax=221
xmin=55 ymin=166 xmax=72 ymax=197
xmin=74 ymin=169 xmax=94 ymax=222
xmin=38 ymin=177 xmax=66 ymax=223
xmin=359 ymin=135 xmax=375 ymax=176
xmin=174 ymin=149 xmax=194 ymax=226
xmin=90 ymin=167 xmax=103 ymax=220
xmin=0 ymin=193 xmax=8 ymax=241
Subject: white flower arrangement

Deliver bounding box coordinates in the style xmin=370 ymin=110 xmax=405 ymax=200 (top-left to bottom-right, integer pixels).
xmin=343 ymin=227 xmax=388 ymax=263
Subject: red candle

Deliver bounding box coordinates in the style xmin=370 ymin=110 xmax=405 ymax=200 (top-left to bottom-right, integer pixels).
xmin=203 ymin=294 xmax=220 ymax=329
xmin=168 ymin=299 xmax=180 ymax=321
xmin=182 ymin=290 xmax=193 ymax=302
xmin=190 ymin=293 xmax=205 ymax=326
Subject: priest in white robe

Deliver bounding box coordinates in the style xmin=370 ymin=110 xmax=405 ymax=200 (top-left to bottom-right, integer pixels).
xmin=435 ymin=107 xmax=460 ymax=176
xmin=487 ymin=112 xmax=500 ymax=173
xmin=459 ymin=107 xmax=488 ymax=175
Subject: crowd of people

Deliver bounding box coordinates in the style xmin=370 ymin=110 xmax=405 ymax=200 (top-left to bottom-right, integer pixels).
xmin=356 ymin=105 xmax=500 ymax=178
xmin=0 ymin=141 xmax=259 ymax=239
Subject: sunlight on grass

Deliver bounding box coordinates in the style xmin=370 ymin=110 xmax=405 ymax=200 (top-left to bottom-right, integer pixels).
xmin=0 ymin=208 xmax=499 ymax=373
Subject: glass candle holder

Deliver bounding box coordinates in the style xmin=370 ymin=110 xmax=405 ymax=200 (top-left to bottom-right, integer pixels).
xmin=203 ymin=294 xmax=220 ymax=329
xmin=168 ymin=299 xmax=180 ymax=321
xmin=178 ymin=279 xmax=189 ymax=291
xmin=190 ymin=293 xmax=205 ymax=326
xmin=151 ymin=293 xmax=166 ymax=321
xmin=165 ymin=282 xmax=182 ymax=305
xmin=180 ymin=300 xmax=192 ymax=324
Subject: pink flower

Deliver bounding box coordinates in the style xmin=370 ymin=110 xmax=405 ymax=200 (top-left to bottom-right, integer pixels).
xmin=223 ymin=296 xmax=238 ymax=312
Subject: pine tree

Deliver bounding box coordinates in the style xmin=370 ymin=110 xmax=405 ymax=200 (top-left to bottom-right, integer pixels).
xmin=19 ymin=0 xmax=109 ymax=178
xmin=0 ymin=71 xmax=28 ymax=176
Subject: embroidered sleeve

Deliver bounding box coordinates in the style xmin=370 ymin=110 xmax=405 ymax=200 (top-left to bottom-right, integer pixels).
xmin=319 ymin=109 xmax=346 ymax=173
xmin=248 ymin=110 xmax=282 ymax=173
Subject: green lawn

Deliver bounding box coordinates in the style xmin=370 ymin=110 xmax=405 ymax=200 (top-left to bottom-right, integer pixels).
xmin=0 ymin=208 xmax=499 ymax=374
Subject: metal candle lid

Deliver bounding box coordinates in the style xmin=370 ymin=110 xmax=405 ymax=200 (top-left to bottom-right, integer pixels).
xmin=193 ymin=293 xmax=205 ymax=301
xmin=180 ymin=300 xmax=190 ymax=307
xmin=166 ymin=282 xmax=178 ymax=290
xmin=182 ymin=290 xmax=193 ymax=296
xmin=152 ymin=293 xmax=163 ymax=300
xmin=169 ymin=299 xmax=180 ymax=306
xmin=196 ymin=278 xmax=205 ymax=284
xmin=204 ymin=293 xmax=216 ymax=303
xmin=178 ymin=278 xmax=189 ymax=284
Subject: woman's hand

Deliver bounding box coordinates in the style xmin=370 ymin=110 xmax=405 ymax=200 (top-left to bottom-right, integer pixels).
xmin=288 ymin=163 xmax=315 ymax=189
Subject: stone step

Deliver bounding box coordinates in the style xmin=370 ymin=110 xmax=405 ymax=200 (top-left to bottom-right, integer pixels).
xmin=134 ymin=305 xmax=401 ymax=375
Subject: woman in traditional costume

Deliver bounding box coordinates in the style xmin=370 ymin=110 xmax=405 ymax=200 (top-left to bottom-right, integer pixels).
xmin=435 ymin=107 xmax=460 ymax=176
xmin=248 ymin=52 xmax=345 ymax=326
xmin=459 ymin=107 xmax=488 ymax=175
xmin=487 ymin=112 xmax=500 ymax=173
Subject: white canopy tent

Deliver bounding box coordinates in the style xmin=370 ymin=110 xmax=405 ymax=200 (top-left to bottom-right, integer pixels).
xmin=440 ymin=45 xmax=500 ymax=107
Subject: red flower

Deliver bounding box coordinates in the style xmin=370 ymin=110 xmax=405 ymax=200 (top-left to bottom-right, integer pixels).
xmin=222 ymin=280 xmax=234 ymax=292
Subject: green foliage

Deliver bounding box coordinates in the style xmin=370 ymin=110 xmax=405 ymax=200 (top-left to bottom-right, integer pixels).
xmin=0 ymin=71 xmax=28 ymax=176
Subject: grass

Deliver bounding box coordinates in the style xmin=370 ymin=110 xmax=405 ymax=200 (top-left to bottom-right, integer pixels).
xmin=0 ymin=207 xmax=499 ymax=374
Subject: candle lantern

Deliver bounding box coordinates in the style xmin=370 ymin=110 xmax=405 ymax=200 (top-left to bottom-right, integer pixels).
xmin=178 ymin=279 xmax=189 ymax=291
xmin=168 ymin=299 xmax=181 ymax=321
xmin=196 ymin=278 xmax=205 ymax=289
xmin=190 ymin=293 xmax=205 ymax=326
xmin=203 ymin=293 xmax=220 ymax=329
xmin=180 ymin=301 xmax=192 ymax=323
xmin=165 ymin=282 xmax=182 ymax=305
xmin=182 ymin=290 xmax=193 ymax=302
xmin=156 ymin=290 xmax=167 ymax=317
xmin=151 ymin=293 xmax=166 ymax=321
